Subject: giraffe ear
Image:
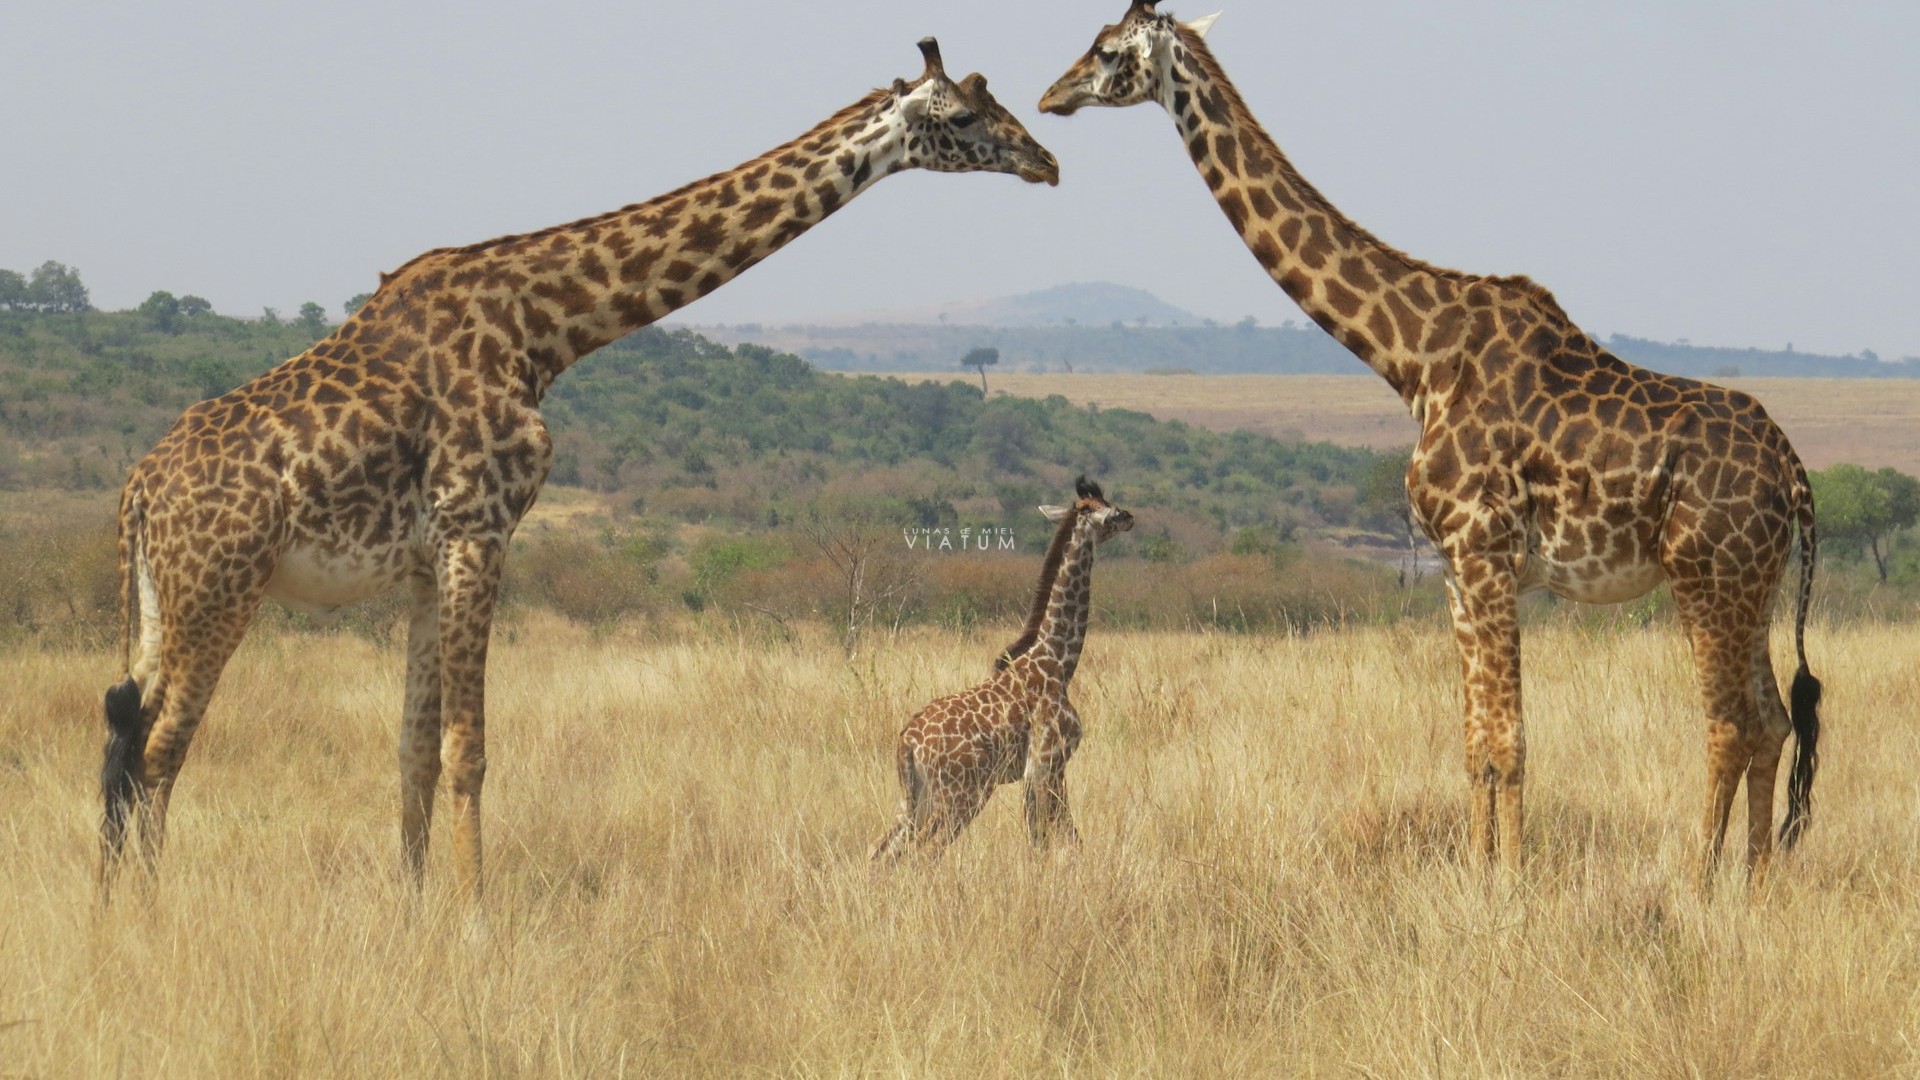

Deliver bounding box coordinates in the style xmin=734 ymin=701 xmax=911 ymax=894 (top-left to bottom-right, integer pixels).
xmin=899 ymin=82 xmax=931 ymax=123
xmin=1039 ymin=505 xmax=1071 ymax=523
xmin=1184 ymin=12 xmax=1222 ymax=37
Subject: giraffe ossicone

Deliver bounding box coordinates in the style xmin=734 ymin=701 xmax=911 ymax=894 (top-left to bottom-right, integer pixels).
xmin=873 ymin=477 xmax=1133 ymax=862
xmin=95 ymin=38 xmax=1059 ymax=903
xmin=1042 ymin=5 xmax=1822 ymax=886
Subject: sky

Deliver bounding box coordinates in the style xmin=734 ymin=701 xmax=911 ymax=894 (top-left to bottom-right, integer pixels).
xmin=3 ymin=1 xmax=1916 ymax=359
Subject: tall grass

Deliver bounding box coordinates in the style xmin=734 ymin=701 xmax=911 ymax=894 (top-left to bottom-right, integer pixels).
xmin=1 ymin=615 xmax=1915 ymax=1076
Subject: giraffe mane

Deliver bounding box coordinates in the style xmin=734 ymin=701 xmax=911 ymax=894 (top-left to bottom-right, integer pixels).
xmin=379 ymin=89 xmax=896 ymax=283
xmin=994 ymin=501 xmax=1084 ymax=671
xmin=1172 ymin=25 xmax=1569 ymax=320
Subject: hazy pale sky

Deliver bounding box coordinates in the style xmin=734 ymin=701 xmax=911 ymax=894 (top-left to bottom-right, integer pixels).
xmin=4 ymin=1 xmax=1916 ymax=358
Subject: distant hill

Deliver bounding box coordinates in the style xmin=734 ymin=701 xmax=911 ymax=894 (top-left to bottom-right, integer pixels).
xmin=1595 ymin=334 xmax=1919 ymax=379
xmin=748 ymin=281 xmax=1206 ymax=330
xmin=686 ymin=309 xmax=1920 ymax=380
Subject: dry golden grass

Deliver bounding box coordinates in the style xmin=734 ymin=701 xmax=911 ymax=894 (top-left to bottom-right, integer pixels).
xmin=3 ymin=615 xmax=1918 ymax=1076
xmin=879 ymin=372 xmax=1920 ymax=473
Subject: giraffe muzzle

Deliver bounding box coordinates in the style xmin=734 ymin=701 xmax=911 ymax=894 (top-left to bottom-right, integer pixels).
xmin=1038 ymin=84 xmax=1086 ymax=117
xmin=1016 ymin=148 xmax=1062 ymax=186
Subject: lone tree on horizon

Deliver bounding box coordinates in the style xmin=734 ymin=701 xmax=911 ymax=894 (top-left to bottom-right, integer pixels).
xmin=962 ymin=346 xmax=999 ymax=392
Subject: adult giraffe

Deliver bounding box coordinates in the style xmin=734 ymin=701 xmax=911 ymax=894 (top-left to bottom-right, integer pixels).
xmin=98 ymin=38 xmax=1060 ymax=902
xmin=1040 ymin=3 xmax=1820 ymax=884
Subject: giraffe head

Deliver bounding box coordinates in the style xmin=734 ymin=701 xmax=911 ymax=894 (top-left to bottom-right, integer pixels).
xmin=1040 ymin=476 xmax=1135 ymax=543
xmin=1037 ymin=2 xmax=1220 ymax=116
xmin=996 ymin=476 xmax=1134 ymax=671
xmin=893 ymin=37 xmax=1060 ymax=185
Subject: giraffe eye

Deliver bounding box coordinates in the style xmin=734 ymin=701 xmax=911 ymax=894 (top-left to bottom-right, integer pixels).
xmin=1093 ymin=46 xmax=1120 ymax=64
xmin=950 ymin=113 xmax=978 ymax=129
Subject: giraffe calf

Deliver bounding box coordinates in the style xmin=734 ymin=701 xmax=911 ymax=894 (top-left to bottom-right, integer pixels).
xmin=874 ymin=477 xmax=1132 ymax=861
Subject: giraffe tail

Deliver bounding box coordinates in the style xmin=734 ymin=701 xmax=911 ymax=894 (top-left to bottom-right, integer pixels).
xmin=1778 ymin=467 xmax=1822 ymax=851
xmin=101 ymin=487 xmax=148 ymax=874
xmin=100 ymin=679 xmax=144 ymax=866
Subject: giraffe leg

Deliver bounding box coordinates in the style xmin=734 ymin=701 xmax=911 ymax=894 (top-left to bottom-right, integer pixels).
xmin=1024 ymin=762 xmax=1065 ymax=848
xmin=435 ymin=536 xmax=506 ymax=902
xmin=1696 ymin=718 xmax=1749 ymax=896
xmin=1743 ymin=628 xmax=1792 ymax=887
xmin=916 ymin=781 xmax=991 ymax=858
xmin=1023 ymin=705 xmax=1083 ymax=849
xmin=1444 ymin=562 xmax=1524 ymax=875
xmin=1671 ymin=585 xmax=1765 ymax=894
xmin=1024 ymin=765 xmax=1077 ymax=849
xmin=134 ymin=589 xmax=266 ymax=878
xmin=873 ymin=742 xmax=925 ymax=864
xmin=398 ymin=571 xmax=443 ymax=888
xmin=872 ymin=810 xmax=911 ymax=864
xmin=1469 ymin=768 xmax=1497 ymax=864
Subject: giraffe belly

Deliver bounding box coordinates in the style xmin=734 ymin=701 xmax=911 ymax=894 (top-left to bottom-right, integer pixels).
xmin=1521 ymin=548 xmax=1665 ymax=605
xmin=266 ymin=541 xmax=417 ymax=615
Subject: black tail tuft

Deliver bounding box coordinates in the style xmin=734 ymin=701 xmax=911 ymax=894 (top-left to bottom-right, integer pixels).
xmin=100 ymin=677 xmax=146 ymax=857
xmin=1778 ymin=665 xmax=1822 ymax=850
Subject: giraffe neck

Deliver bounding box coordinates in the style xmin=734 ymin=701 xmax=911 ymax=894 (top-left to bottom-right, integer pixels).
xmin=1155 ymin=31 xmax=1472 ymax=406
xmin=385 ymin=89 xmax=911 ymax=397
xmin=1031 ymin=516 xmax=1097 ymax=682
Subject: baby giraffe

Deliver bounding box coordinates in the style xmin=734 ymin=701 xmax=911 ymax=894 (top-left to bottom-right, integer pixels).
xmin=874 ymin=477 xmax=1133 ymax=861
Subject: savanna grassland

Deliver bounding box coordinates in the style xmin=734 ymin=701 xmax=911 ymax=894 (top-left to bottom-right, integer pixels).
xmin=5 ymin=299 xmax=1919 ymax=1075
xmin=4 ymin=613 xmax=1918 ymax=1077
xmin=900 ymin=372 xmax=1920 ymax=475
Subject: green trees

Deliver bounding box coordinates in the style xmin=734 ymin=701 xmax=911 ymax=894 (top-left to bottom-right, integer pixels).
xmin=0 ymin=262 xmax=90 ymax=313
xmin=0 ymin=308 xmax=1390 ymax=542
xmin=297 ymin=302 xmax=329 ymax=336
xmin=961 ymin=346 xmax=999 ymax=392
xmin=343 ymin=293 xmax=373 ymax=317
xmin=1810 ymin=463 xmax=1920 ymax=582
xmin=26 ymin=261 xmax=90 ymax=312
xmin=1356 ymin=451 xmax=1413 ymax=534
xmin=131 ymin=290 xmax=210 ymax=332
xmin=139 ymin=291 xmax=182 ymax=333
xmin=538 ymin=326 xmax=1383 ymax=536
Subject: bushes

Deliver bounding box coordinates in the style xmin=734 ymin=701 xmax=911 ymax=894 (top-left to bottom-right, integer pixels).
xmin=920 ymin=555 xmax=1035 ymax=631
xmin=1099 ymin=553 xmax=1432 ymax=633
xmin=0 ymin=499 xmax=118 ymax=646
xmin=2 ymin=487 xmax=1914 ymax=645
xmin=503 ymin=527 xmax=672 ymax=626
xmin=686 ymin=535 xmax=791 ymax=610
